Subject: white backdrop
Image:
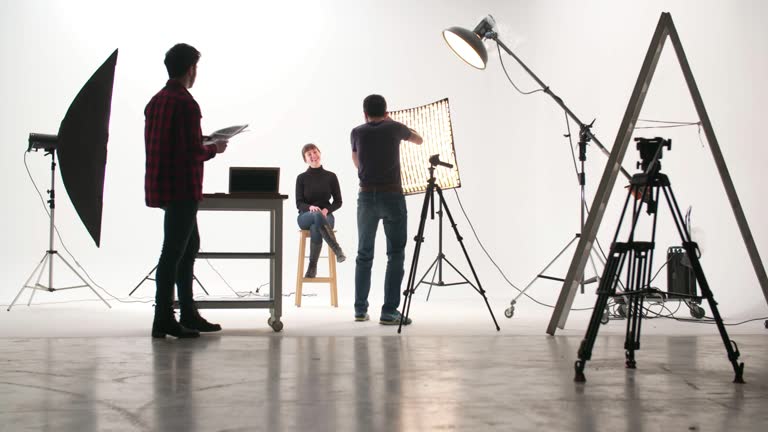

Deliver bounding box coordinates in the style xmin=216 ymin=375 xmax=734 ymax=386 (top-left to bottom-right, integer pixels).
xmin=1 ymin=0 xmax=766 ymax=323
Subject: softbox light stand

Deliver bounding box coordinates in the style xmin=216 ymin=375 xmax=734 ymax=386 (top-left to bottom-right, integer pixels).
xmin=10 ymin=49 xmax=118 ymax=310
xmin=9 ymin=150 xmax=110 ymax=310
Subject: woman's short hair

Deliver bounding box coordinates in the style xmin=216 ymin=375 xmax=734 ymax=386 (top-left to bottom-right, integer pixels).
xmin=301 ymin=143 xmax=320 ymax=162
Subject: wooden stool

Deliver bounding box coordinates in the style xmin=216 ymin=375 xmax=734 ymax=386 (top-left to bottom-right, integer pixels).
xmin=295 ymin=230 xmax=338 ymax=307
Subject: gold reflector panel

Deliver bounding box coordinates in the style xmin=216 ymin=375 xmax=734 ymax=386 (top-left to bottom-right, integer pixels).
xmin=389 ymin=98 xmax=460 ymax=195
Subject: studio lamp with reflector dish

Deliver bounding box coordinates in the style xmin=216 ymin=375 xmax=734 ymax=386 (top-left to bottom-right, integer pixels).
xmin=441 ymin=15 xmax=635 ymax=325
xmin=441 ymin=16 xmax=495 ymax=70
xmin=442 ymin=27 xmax=487 ymax=69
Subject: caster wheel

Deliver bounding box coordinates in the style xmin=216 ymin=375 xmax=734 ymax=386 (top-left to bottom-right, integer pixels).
xmin=504 ymin=306 xmax=514 ymax=318
xmin=690 ymin=305 xmax=705 ymax=319
xmin=600 ymin=306 xmax=610 ymax=324
xmin=268 ymin=317 xmax=283 ymax=332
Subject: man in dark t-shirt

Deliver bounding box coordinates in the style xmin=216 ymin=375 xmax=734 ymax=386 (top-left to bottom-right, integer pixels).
xmin=351 ymin=94 xmax=423 ymax=325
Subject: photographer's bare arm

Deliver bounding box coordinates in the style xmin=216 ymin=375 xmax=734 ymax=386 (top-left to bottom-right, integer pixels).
xmin=406 ymin=128 xmax=423 ymax=145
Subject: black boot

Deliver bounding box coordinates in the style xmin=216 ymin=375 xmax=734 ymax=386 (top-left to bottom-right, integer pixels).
xmin=305 ymin=241 xmax=322 ymax=278
xmin=320 ymin=225 xmax=346 ymax=263
xmin=152 ymin=307 xmax=200 ymax=338
xmin=180 ymin=304 xmax=222 ymax=332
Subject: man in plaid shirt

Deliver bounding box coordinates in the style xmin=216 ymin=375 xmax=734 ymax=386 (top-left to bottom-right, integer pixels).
xmin=145 ymin=43 xmax=227 ymax=339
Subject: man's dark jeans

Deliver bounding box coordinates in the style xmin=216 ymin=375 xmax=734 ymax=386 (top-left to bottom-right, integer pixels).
xmin=355 ymin=192 xmax=407 ymax=316
xmin=155 ymin=200 xmax=199 ymax=312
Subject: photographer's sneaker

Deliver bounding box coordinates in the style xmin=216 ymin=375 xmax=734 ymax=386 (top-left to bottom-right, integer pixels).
xmin=354 ymin=313 xmax=370 ymax=322
xmin=379 ymin=311 xmax=412 ymax=326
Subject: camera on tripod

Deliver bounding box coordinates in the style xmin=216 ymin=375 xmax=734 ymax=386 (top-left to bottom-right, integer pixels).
xmin=573 ymin=134 xmax=745 ymax=384
xmin=630 ymin=137 xmax=672 ymax=213
xmin=398 ymin=154 xmax=500 ymax=332
xmin=428 ymin=154 xmax=453 ymax=169
xmin=634 ymin=136 xmax=671 ymax=176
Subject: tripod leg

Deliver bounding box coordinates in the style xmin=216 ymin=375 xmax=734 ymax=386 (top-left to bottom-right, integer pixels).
xmin=425 ymin=258 xmax=440 ymax=302
xmin=435 ymin=187 xmax=500 ymax=330
xmin=399 ymin=223 xmax=426 ymax=332
xmin=512 ymin=235 xmax=580 ymax=305
xmin=28 ymin=253 xmax=52 ymax=306
xmin=623 ymin=247 xmax=644 ymax=370
xmin=413 ymin=183 xmax=447 ymax=303
xmin=399 ymin=182 xmax=434 ymax=333
xmin=439 ymin=257 xmax=478 ymax=289
xmin=575 ymin=244 xmax=628 ymax=382
xmin=129 ymin=264 xmax=158 ymax=297
xmin=56 ymin=253 xmax=111 ymax=309
xmin=27 ymin=278 xmax=40 ymax=306
xmin=662 ymin=185 xmax=745 ymax=383
xmin=686 ymin=241 xmax=745 ymax=383
xmin=193 ymin=275 xmax=210 ymax=296
xmin=624 ymin=291 xmax=643 ymax=369
xmin=409 ymin=255 xmax=439 ymax=302
xmin=8 ymin=253 xmax=48 ymax=311
xmin=584 ymin=245 xmax=604 ymax=285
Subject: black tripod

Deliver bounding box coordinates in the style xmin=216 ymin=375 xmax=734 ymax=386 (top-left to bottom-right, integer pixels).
xmin=128 ymin=264 xmax=209 ymax=297
xmin=398 ymin=155 xmax=500 ymax=333
xmin=417 ymin=182 xmax=473 ymax=302
xmin=573 ymin=138 xmax=744 ymax=383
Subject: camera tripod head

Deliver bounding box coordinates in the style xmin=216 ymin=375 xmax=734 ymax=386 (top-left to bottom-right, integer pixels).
xmin=635 ymin=136 xmax=671 ymax=176
xmin=429 ymin=154 xmax=453 ymax=169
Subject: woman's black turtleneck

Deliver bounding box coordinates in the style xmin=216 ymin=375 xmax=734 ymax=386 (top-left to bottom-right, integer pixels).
xmin=295 ymin=166 xmax=342 ymax=214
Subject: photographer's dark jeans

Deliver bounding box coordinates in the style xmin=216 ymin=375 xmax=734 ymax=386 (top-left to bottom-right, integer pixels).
xmin=297 ymin=211 xmax=335 ymax=243
xmin=155 ymin=200 xmax=199 ymax=312
xmin=354 ymin=192 xmax=407 ymax=316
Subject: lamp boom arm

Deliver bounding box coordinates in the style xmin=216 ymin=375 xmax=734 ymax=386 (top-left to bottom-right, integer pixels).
xmin=488 ymin=34 xmax=632 ymax=181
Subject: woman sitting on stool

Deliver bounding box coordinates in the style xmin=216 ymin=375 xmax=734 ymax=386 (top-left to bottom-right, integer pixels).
xmin=296 ymin=143 xmax=346 ymax=278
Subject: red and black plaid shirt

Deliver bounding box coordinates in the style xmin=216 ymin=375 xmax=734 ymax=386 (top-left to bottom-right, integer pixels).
xmin=144 ymin=79 xmax=217 ymax=208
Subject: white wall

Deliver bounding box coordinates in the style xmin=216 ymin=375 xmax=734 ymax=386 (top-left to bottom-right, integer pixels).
xmin=1 ymin=0 xmax=766 ymax=321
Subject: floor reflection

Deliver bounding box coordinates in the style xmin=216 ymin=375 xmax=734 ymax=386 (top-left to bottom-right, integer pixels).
xmin=2 ymin=333 xmax=765 ymax=431
xmin=150 ymin=337 xmax=223 ymax=431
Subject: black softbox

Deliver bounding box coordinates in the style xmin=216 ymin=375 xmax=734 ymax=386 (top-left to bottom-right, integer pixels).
xmin=56 ymin=49 xmax=118 ymax=247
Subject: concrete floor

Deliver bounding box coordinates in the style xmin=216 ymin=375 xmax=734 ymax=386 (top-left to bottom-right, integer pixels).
xmin=1 ymin=311 xmax=767 ymax=431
